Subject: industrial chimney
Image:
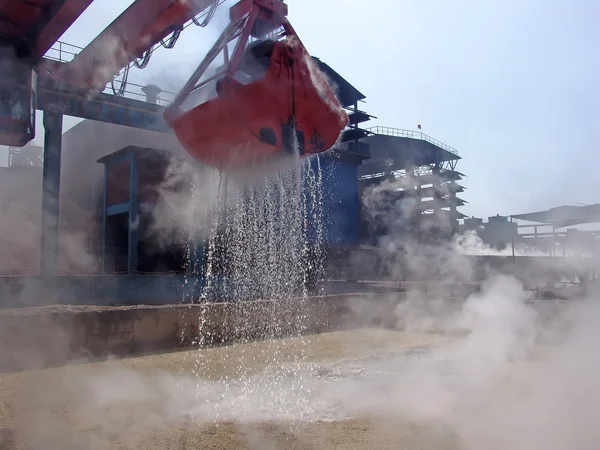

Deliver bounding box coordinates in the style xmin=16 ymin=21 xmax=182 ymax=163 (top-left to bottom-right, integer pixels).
xmin=141 ymin=84 xmax=162 ymax=104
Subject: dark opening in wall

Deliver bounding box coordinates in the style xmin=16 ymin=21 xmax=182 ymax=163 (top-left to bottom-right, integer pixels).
xmin=105 ymin=212 xmax=128 ymax=273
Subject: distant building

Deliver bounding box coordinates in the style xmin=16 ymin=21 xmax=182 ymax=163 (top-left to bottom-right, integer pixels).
xmin=459 ymin=214 xmax=517 ymax=250
xmin=481 ymin=214 xmax=517 ymax=250
xmin=1 ymin=59 xmax=372 ymax=275
xmin=358 ymin=128 xmax=466 ymax=244
xmin=0 ymin=165 xmax=96 ymax=273
xmin=463 ymin=216 xmax=483 ymax=230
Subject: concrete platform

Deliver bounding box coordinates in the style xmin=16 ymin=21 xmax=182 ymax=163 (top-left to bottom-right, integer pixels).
xmin=0 ymin=293 xmax=577 ymax=449
xmin=0 ymin=294 xmax=405 ymax=373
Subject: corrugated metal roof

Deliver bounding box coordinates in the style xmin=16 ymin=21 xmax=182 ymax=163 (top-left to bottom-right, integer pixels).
xmin=512 ymin=204 xmax=600 ymax=228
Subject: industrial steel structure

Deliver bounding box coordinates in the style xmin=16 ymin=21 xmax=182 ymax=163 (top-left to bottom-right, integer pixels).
xmin=0 ymin=0 xmax=477 ymax=307
xmin=357 ymin=127 xmax=467 ymax=244
xmin=1 ymin=0 xmax=232 ymax=278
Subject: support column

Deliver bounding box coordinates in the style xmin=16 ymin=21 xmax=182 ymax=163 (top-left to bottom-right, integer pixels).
xmin=432 ymin=159 xmax=443 ymax=240
xmin=127 ymin=153 xmax=139 ymax=272
xmin=40 ymin=109 xmax=63 ymax=276
xmin=449 ymin=180 xmax=458 ymax=235
xmin=101 ymin=164 xmax=108 ymax=273
xmin=432 ymin=159 xmax=442 ymax=216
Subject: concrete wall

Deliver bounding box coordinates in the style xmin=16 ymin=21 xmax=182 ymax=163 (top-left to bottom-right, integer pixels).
xmin=0 ymin=166 xmax=98 ymax=273
xmin=0 ymin=252 xmax=593 ymax=308
xmin=0 ymin=292 xmax=573 ymax=374
xmin=0 ymin=122 xmax=183 ymax=274
xmin=59 ymin=120 xmax=185 ymax=273
xmin=0 ymin=295 xmax=362 ymax=373
xmin=0 ymin=166 xmax=42 ymax=273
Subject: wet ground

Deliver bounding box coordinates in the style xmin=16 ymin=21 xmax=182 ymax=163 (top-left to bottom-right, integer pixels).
xmin=1 ymin=317 xmax=586 ymax=450
xmin=0 ymin=328 xmax=462 ymax=449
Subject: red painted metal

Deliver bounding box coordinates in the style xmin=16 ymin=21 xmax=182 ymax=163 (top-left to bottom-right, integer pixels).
xmin=33 ymin=0 xmax=95 ymax=58
xmin=0 ymin=0 xmax=93 ymax=58
xmin=164 ymin=0 xmax=348 ymax=171
xmin=41 ymin=0 xmax=218 ymax=91
xmin=0 ymin=1 xmax=45 ymax=45
xmin=1 ymin=0 xmax=348 ymax=166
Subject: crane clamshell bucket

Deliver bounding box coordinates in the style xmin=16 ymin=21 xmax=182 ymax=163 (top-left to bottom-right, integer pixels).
xmin=164 ymin=0 xmax=348 ymax=171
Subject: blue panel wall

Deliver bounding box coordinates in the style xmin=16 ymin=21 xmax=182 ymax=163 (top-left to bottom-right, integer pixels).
xmin=305 ymin=151 xmax=362 ymax=246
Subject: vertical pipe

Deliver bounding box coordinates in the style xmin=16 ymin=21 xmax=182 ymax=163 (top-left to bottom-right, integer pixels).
xmin=40 ymin=109 xmax=63 ymax=276
xmin=128 ymin=152 xmax=139 ymax=272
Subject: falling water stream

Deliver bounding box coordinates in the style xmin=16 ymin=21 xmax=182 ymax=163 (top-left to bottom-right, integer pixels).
xmin=177 ymin=154 xmax=328 ymax=423
xmin=208 ymin=156 xmax=326 ymax=303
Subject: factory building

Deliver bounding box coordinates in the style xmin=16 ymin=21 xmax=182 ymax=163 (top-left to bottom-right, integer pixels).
xmin=461 ymin=214 xmax=518 ymax=251
xmin=0 ymin=59 xmax=467 ymax=304
xmin=460 ymin=207 xmax=600 ymax=257
xmin=82 ymin=60 xmax=372 ymax=276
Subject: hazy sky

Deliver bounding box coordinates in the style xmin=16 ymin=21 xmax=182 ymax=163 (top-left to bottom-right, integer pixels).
xmin=8 ymin=0 xmax=600 ymax=219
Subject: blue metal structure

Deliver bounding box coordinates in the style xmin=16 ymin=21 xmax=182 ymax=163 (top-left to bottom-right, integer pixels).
xmin=38 ymin=86 xmax=171 ymax=133
xmin=37 ymin=80 xmax=173 ymax=276
xmin=97 ymin=146 xmax=142 ymax=273
xmin=97 ymin=144 xmax=369 ymax=273
xmin=40 ymin=108 xmax=63 ymax=276
xmin=36 ymin=54 xmax=369 ymax=276
xmin=313 ymin=149 xmax=368 ymax=246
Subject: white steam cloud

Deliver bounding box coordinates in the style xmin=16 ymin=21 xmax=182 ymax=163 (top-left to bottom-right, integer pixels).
xmin=9 ymin=147 xmax=596 ymax=450
xmin=3 ymin=13 xmax=595 ymax=450
xmin=16 ymin=278 xmax=598 ymax=450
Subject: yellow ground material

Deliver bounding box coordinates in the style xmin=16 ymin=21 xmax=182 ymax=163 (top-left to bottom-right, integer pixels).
xmin=0 ymin=329 xmax=455 ymax=450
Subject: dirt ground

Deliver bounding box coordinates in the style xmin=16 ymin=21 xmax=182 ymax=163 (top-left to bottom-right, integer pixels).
xmin=0 ymin=328 xmax=461 ymax=450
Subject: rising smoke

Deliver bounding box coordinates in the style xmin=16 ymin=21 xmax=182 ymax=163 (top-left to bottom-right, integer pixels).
xmin=13 ymin=271 xmax=595 ymax=450
xmin=0 ymin=177 xmax=594 ymax=450
xmin=7 ymin=155 xmax=594 ymax=450
xmin=2 ymin=11 xmax=598 ymax=450
xmin=179 ymin=151 xmax=325 ymax=302
xmin=0 ymin=157 xmax=100 ymax=289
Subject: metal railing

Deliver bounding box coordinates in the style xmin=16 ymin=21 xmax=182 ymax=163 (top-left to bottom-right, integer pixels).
xmin=42 ymin=0 xmax=225 ymax=106
xmin=44 ymin=40 xmax=83 ymax=63
xmin=108 ymin=79 xmax=177 ymax=106
xmin=368 ymin=126 xmax=459 ymax=155
xmin=44 ymin=41 xmax=178 ymax=106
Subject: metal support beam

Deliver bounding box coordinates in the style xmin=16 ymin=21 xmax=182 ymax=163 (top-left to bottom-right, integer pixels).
xmin=449 ymin=180 xmax=458 ymax=235
xmin=38 ymin=84 xmax=171 ymax=133
xmin=40 ymin=109 xmax=63 ymax=275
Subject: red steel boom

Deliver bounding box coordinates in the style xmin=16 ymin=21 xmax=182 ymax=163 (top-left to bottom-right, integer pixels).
xmin=40 ymin=0 xmax=220 ymax=91
xmin=1 ymin=0 xmax=348 ymax=165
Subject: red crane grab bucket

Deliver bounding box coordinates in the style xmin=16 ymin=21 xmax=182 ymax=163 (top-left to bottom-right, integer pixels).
xmin=163 ymin=0 xmax=348 ymax=171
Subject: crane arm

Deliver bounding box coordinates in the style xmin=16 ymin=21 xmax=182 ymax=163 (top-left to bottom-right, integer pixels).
xmin=40 ymin=0 xmax=220 ymax=91
xmin=33 ymin=0 xmax=95 ymax=60
xmin=0 ymin=0 xmax=93 ymax=60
